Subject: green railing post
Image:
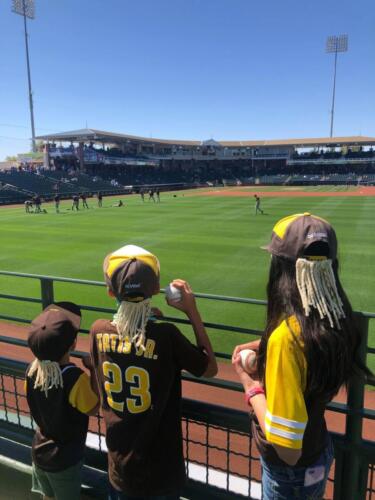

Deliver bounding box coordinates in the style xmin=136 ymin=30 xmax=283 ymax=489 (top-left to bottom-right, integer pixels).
xmin=338 ymin=313 xmax=369 ymax=500
xmin=40 ymin=278 xmax=54 ymax=309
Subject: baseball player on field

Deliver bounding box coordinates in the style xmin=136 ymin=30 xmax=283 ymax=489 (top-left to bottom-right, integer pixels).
xmin=89 ymin=244 xmax=218 ymax=499
xmin=72 ymin=194 xmax=80 ymax=211
xmin=254 ymin=194 xmax=264 ymax=215
xmin=54 ymin=194 xmax=60 ymax=213
xmin=24 ymin=200 xmax=33 ymax=213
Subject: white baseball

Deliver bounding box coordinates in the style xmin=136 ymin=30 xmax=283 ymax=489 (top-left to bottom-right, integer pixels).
xmin=165 ymin=283 xmax=182 ymax=302
xmin=239 ymin=349 xmax=257 ymax=373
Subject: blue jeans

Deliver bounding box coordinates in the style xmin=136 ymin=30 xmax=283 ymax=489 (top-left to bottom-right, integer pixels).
xmin=108 ymin=482 xmax=180 ymax=500
xmin=261 ymin=440 xmax=334 ymax=499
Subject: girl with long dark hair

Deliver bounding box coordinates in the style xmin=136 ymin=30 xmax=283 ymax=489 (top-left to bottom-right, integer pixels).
xmin=232 ymin=213 xmax=369 ymax=499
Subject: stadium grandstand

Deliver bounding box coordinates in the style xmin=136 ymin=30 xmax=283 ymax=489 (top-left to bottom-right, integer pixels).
xmin=1 ymin=129 xmax=375 ymax=204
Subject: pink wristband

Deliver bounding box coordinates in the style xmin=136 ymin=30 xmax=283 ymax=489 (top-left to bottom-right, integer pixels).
xmin=244 ymin=387 xmax=265 ymax=405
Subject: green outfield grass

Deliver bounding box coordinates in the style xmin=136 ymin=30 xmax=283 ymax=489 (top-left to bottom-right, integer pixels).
xmin=0 ymin=187 xmax=374 ymax=371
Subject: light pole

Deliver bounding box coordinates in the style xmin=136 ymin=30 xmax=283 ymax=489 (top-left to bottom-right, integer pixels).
xmin=326 ymin=34 xmax=348 ymax=138
xmin=12 ymin=0 xmax=36 ymax=152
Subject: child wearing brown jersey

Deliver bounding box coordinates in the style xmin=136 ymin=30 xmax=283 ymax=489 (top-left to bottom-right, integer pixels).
xmin=26 ymin=302 xmax=99 ymax=500
xmin=89 ymin=245 xmax=217 ymax=499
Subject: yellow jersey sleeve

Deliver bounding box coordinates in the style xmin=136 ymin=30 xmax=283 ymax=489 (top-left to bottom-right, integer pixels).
xmin=68 ymin=372 xmax=98 ymax=415
xmin=265 ymin=318 xmax=308 ymax=450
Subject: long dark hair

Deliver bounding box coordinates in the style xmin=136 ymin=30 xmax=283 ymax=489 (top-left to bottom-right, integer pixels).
xmin=257 ymin=253 xmax=367 ymax=400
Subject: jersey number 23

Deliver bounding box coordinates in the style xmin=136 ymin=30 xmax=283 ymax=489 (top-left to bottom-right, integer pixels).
xmin=103 ymin=361 xmax=151 ymax=414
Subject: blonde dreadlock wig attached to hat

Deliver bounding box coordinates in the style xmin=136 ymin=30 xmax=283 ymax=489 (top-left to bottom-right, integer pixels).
xmin=27 ymin=302 xmax=81 ymax=396
xmin=296 ymin=257 xmax=345 ymax=329
xmin=28 ymin=359 xmax=63 ymax=397
xmin=264 ymin=212 xmax=346 ymax=329
xmin=104 ymin=245 xmax=160 ymax=350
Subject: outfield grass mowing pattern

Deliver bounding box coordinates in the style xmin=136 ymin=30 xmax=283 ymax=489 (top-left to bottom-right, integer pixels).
xmin=0 ymin=187 xmax=374 ymax=371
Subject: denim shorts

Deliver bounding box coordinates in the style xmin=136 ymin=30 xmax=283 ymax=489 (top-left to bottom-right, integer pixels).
xmin=261 ymin=439 xmax=334 ymax=499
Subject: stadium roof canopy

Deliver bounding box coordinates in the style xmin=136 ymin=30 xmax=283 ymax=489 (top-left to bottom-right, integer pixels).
xmin=202 ymin=138 xmax=223 ymax=148
xmin=36 ymin=128 xmax=375 ymax=148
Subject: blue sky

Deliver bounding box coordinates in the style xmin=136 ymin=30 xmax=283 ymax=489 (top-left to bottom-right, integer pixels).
xmin=0 ymin=0 xmax=374 ymax=159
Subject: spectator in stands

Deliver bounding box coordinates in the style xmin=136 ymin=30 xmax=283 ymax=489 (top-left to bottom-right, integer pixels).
xmin=25 ymin=302 xmax=99 ymax=500
xmin=89 ymin=245 xmax=217 ymax=499
xmin=232 ymin=213 xmax=371 ymax=499
xmin=54 ymin=194 xmax=60 ymax=213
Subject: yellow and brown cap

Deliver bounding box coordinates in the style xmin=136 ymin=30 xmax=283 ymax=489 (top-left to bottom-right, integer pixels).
xmin=263 ymin=213 xmax=337 ymax=260
xmin=103 ymin=244 xmax=160 ymax=301
xmin=28 ymin=302 xmax=81 ymax=362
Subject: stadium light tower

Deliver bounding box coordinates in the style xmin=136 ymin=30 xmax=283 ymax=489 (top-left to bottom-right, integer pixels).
xmin=12 ymin=0 xmax=36 ymax=152
xmin=326 ymin=34 xmax=348 ymax=138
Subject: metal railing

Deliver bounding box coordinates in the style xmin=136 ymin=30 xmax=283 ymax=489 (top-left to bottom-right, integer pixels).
xmin=0 ymin=270 xmax=373 ymax=499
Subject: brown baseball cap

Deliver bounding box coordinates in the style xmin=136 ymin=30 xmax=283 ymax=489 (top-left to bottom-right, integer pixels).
xmin=28 ymin=302 xmax=81 ymax=362
xmin=103 ymin=245 xmax=160 ymax=301
xmin=262 ymin=212 xmax=337 ymax=260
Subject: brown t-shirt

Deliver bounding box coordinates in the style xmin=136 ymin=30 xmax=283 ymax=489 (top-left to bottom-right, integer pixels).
xmin=90 ymin=319 xmax=208 ymax=496
xmin=26 ymin=364 xmax=93 ymax=472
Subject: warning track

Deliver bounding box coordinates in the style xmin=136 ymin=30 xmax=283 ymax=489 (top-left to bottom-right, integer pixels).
xmin=190 ymin=186 xmax=375 ymax=198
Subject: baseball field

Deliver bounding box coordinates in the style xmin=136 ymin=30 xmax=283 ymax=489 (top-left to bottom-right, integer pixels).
xmin=0 ymin=185 xmax=374 ymax=372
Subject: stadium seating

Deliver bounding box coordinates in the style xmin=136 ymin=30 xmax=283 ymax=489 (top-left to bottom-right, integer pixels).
xmin=0 ymin=171 xmax=56 ymax=195
xmin=258 ymin=174 xmax=290 ymax=185
xmin=1 ymin=159 xmax=375 ymax=204
xmin=323 ymin=173 xmax=357 ymax=183
xmin=360 ymin=174 xmax=375 ymax=184
xmin=0 ymin=184 xmax=26 ymax=203
xmin=46 ymin=171 xmax=115 ymax=191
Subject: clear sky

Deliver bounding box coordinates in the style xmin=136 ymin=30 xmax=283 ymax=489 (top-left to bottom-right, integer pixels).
xmin=0 ymin=0 xmax=374 ymax=159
